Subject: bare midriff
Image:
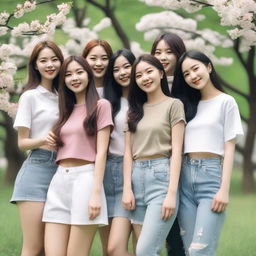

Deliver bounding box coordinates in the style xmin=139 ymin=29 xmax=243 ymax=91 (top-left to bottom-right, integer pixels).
xmin=59 ymin=158 xmax=94 ymax=167
xmin=188 ymin=152 xmax=221 ymax=159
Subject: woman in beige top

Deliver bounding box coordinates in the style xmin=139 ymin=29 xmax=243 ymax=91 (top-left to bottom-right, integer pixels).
xmin=122 ymin=54 xmax=185 ymax=256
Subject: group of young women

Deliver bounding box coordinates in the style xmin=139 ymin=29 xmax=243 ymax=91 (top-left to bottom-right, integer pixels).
xmin=10 ymin=32 xmax=243 ymax=256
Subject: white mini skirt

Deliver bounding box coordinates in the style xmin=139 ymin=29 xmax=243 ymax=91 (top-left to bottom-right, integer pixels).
xmin=43 ymin=164 xmax=108 ymax=226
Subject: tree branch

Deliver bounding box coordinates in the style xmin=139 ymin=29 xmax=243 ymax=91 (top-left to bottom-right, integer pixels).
xmin=233 ymin=39 xmax=247 ymax=69
xmin=86 ymin=0 xmax=105 ymax=11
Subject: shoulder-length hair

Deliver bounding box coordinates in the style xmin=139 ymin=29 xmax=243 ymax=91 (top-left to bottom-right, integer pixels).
xmin=151 ymin=32 xmax=186 ymax=60
xmin=104 ymin=48 xmax=135 ymax=119
xmin=53 ymin=56 xmax=100 ymax=146
xmin=172 ymin=50 xmax=223 ymax=122
xmin=82 ymin=39 xmax=113 ymax=59
xmin=25 ymin=40 xmax=64 ymax=91
xmin=128 ymin=54 xmax=171 ymax=132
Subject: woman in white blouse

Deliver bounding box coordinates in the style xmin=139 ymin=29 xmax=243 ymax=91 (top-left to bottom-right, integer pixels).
xmin=172 ymin=50 xmax=243 ymax=256
xmin=10 ymin=41 xmax=63 ymax=256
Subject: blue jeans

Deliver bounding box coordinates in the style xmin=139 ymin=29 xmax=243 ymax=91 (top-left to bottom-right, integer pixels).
xmin=178 ymin=156 xmax=225 ymax=256
xmin=131 ymin=157 xmax=178 ymax=256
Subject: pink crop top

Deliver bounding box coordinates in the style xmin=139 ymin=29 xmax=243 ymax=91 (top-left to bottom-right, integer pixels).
xmin=56 ymin=99 xmax=113 ymax=163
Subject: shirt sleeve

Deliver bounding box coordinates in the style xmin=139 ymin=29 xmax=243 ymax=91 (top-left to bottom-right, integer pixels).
xmin=97 ymin=99 xmax=114 ymax=131
xmin=13 ymin=92 xmax=33 ymax=130
xmin=224 ymin=97 xmax=244 ymax=142
xmin=169 ymin=99 xmax=186 ymax=127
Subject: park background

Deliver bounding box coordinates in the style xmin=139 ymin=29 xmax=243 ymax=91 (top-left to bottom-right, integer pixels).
xmin=0 ymin=0 xmax=255 ymax=255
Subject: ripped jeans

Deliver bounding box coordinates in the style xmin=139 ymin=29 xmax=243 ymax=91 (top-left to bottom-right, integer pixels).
xmin=178 ymin=156 xmax=225 ymax=256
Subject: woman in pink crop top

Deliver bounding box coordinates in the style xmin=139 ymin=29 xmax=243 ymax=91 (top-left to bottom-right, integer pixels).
xmin=43 ymin=56 xmax=113 ymax=256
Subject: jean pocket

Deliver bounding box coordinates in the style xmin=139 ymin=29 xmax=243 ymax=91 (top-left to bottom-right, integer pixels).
xmin=153 ymin=164 xmax=169 ymax=183
xmin=202 ymin=165 xmax=222 ymax=179
xmin=29 ymin=155 xmax=51 ymax=164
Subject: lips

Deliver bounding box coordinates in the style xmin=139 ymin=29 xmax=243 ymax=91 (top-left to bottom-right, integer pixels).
xmin=193 ymin=78 xmax=201 ymax=85
xmin=143 ymin=81 xmax=152 ymax=88
xmin=94 ymin=68 xmax=104 ymax=73
xmin=161 ymin=62 xmax=169 ymax=68
xmin=45 ymin=70 xmax=55 ymax=75
xmin=71 ymin=83 xmax=81 ymax=88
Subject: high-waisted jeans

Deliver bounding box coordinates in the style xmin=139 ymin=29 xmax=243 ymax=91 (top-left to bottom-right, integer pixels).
xmin=178 ymin=156 xmax=225 ymax=256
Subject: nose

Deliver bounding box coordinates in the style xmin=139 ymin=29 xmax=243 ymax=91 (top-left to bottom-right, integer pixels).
xmin=47 ymin=60 xmax=53 ymax=67
xmin=120 ymin=68 xmax=126 ymax=75
xmin=95 ymin=58 xmax=102 ymax=66
xmin=142 ymin=73 xmax=149 ymax=81
xmin=160 ymin=53 xmax=166 ymax=60
xmin=71 ymin=73 xmax=78 ymax=81
xmin=190 ymin=71 xmax=197 ymax=80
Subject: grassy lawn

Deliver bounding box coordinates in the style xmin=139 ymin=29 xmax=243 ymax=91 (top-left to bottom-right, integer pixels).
xmin=1 ymin=169 xmax=255 ymax=255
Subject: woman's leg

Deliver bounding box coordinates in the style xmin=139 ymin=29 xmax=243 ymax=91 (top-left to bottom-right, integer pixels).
xmin=107 ymin=217 xmax=133 ymax=256
xmin=135 ymin=202 xmax=176 ymax=256
xmin=44 ymin=223 xmax=70 ymax=256
xmin=99 ymin=224 xmax=111 ymax=256
xmin=67 ymin=225 xmax=98 ymax=256
xmin=188 ymin=200 xmax=225 ymax=256
xmin=18 ymin=202 xmax=45 ymax=256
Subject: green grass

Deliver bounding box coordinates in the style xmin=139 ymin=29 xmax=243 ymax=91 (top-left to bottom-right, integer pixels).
xmin=1 ymin=169 xmax=255 ymax=256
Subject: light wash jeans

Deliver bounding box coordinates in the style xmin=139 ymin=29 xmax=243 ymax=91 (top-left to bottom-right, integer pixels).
xmin=130 ymin=157 xmax=178 ymax=256
xmin=178 ymin=156 xmax=225 ymax=256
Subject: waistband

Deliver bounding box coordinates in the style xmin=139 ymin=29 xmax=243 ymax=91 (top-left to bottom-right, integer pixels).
xmin=133 ymin=157 xmax=169 ymax=167
xmin=183 ymin=155 xmax=222 ymax=166
xmin=57 ymin=163 xmax=95 ymax=173
xmin=107 ymin=154 xmax=123 ymax=161
xmin=29 ymin=148 xmax=57 ymax=160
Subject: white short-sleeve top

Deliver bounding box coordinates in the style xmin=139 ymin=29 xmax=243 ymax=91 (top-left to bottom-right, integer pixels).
xmin=109 ymin=97 xmax=128 ymax=155
xmin=184 ymin=93 xmax=243 ymax=156
xmin=96 ymin=87 xmax=104 ymax=98
xmin=13 ymin=85 xmax=59 ymax=139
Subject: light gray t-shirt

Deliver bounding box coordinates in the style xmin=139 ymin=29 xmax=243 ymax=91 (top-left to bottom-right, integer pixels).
xmin=184 ymin=93 xmax=243 ymax=156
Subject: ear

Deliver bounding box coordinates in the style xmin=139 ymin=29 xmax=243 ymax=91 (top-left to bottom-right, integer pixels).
xmin=207 ymin=63 xmax=212 ymax=73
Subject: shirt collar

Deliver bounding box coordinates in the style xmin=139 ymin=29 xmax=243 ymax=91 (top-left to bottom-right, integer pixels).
xmin=37 ymin=85 xmax=58 ymax=96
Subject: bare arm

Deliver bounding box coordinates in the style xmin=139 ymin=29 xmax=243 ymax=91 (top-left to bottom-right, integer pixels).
xmin=211 ymin=138 xmax=236 ymax=212
xmin=162 ymin=121 xmax=185 ymax=220
xmin=88 ymin=126 xmax=111 ymax=220
xmin=122 ymin=131 xmax=135 ymax=210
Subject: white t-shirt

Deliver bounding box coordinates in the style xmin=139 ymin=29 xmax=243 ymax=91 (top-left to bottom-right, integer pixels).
xmin=13 ymin=85 xmax=59 ymax=139
xmin=109 ymin=97 xmax=128 ymax=155
xmin=96 ymin=87 xmax=104 ymax=98
xmin=184 ymin=93 xmax=243 ymax=156
xmin=167 ymin=76 xmax=174 ymax=92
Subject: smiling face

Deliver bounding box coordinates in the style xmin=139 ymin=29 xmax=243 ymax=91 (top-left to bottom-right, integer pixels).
xmin=182 ymin=57 xmax=212 ymax=90
xmin=36 ymin=47 xmax=61 ymax=83
xmin=85 ymin=45 xmax=109 ymax=79
xmin=153 ymin=40 xmax=177 ymax=76
xmin=113 ymin=56 xmax=132 ymax=87
xmin=65 ymin=60 xmax=88 ymax=98
xmin=135 ymin=61 xmax=163 ymax=94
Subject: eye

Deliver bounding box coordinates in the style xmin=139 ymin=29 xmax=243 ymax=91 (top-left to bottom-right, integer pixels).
xmin=89 ymin=57 xmax=96 ymax=61
xmin=113 ymin=68 xmax=119 ymax=73
xmin=166 ymin=50 xmax=173 ymax=54
xmin=154 ymin=51 xmax=161 ymax=55
xmin=52 ymin=58 xmax=59 ymax=62
xmin=193 ymin=66 xmax=199 ymax=71
xmin=135 ymin=74 xmax=141 ymax=79
xmin=77 ymin=70 xmax=84 ymax=75
xmin=147 ymin=69 xmax=153 ymax=74
xmin=124 ymin=64 xmax=131 ymax=69
xmin=102 ymin=57 xmax=109 ymax=61
xmin=40 ymin=59 xmax=47 ymax=63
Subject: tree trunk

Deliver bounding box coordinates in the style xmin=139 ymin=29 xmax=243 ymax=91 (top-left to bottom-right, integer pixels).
xmin=3 ymin=112 xmax=25 ymax=185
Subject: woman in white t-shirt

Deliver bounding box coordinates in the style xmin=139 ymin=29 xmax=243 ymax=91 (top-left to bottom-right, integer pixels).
xmin=172 ymin=50 xmax=243 ymax=256
xmin=10 ymin=41 xmax=64 ymax=256
xmin=82 ymin=39 xmax=113 ymax=98
xmin=103 ymin=49 xmax=136 ymax=256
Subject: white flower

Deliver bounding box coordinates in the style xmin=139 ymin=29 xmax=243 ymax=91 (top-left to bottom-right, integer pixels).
xmin=24 ymin=1 xmax=36 ymax=12
xmin=0 ymin=11 xmax=10 ymax=25
xmin=0 ymin=27 xmax=8 ymax=36
xmin=130 ymin=41 xmax=146 ymax=57
xmin=30 ymin=20 xmax=42 ymax=31
xmin=0 ymin=73 xmax=14 ymax=91
xmin=0 ymin=44 xmax=12 ymax=60
xmin=57 ymin=3 xmax=71 ymax=15
xmin=93 ymin=17 xmax=111 ymax=32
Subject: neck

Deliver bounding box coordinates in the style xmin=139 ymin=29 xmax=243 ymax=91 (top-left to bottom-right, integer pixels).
xmin=122 ymin=86 xmax=129 ymax=98
xmin=40 ymin=79 xmax=53 ymax=92
xmin=75 ymin=92 xmax=86 ymax=105
xmin=146 ymin=87 xmax=167 ymax=104
xmin=94 ymin=77 xmax=103 ymax=88
xmin=200 ymin=82 xmax=221 ymax=100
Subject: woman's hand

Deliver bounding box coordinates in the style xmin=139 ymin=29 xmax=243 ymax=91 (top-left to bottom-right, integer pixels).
xmin=122 ymin=188 xmax=135 ymax=211
xmin=162 ymin=192 xmax=176 ymax=221
xmin=88 ymin=192 xmax=101 ymax=220
xmin=45 ymin=131 xmax=57 ymax=148
xmin=211 ymin=189 xmax=229 ymax=213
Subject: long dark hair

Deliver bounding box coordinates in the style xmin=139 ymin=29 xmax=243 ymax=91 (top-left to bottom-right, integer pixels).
xmin=128 ymin=54 xmax=171 ymax=132
xmin=151 ymin=32 xmax=186 ymax=60
xmin=53 ymin=56 xmax=100 ymax=146
xmin=104 ymin=49 xmax=135 ymax=119
xmin=25 ymin=41 xmax=64 ymax=91
xmin=172 ymin=50 xmax=223 ymax=122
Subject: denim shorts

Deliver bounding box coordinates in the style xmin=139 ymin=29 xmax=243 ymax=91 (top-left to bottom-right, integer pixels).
xmin=103 ymin=154 xmax=130 ymax=218
xmin=130 ymin=157 xmax=178 ymax=224
xmin=10 ymin=149 xmax=57 ymax=203
xmin=43 ymin=164 xmax=108 ymax=225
